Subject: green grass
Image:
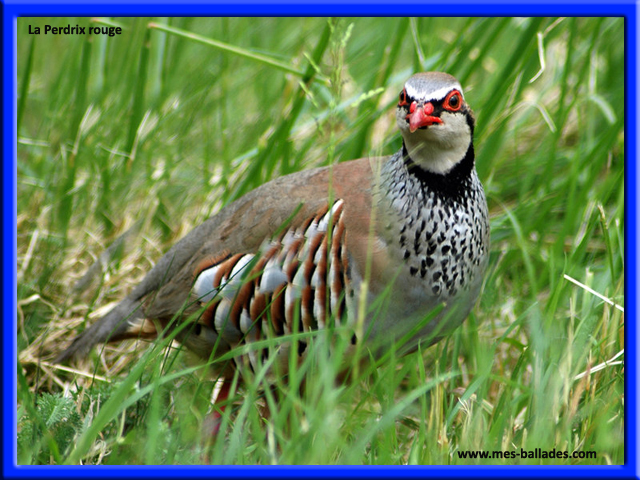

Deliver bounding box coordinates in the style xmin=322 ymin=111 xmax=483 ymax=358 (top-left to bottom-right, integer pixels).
xmin=17 ymin=17 xmax=624 ymax=465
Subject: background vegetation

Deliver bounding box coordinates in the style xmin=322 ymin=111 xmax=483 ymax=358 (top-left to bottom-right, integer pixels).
xmin=17 ymin=17 xmax=624 ymax=465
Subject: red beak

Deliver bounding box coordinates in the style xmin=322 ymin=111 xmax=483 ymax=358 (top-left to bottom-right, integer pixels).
xmin=407 ymin=102 xmax=442 ymax=133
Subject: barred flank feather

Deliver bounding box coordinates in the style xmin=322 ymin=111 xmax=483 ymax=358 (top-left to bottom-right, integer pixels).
xmin=192 ymin=200 xmax=348 ymax=371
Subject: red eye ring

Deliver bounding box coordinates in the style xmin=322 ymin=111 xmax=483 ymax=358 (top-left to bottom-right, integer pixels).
xmin=443 ymin=90 xmax=463 ymax=112
xmin=398 ymin=88 xmax=409 ymax=106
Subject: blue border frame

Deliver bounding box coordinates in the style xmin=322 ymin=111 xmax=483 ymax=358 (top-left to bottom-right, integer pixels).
xmin=4 ymin=1 xmax=637 ymax=477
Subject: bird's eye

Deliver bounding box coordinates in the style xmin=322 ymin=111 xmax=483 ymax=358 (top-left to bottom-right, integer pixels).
xmin=398 ymin=89 xmax=409 ymax=106
xmin=443 ymin=90 xmax=462 ymax=112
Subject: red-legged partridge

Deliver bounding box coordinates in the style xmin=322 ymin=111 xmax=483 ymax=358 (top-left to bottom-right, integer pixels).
xmin=57 ymin=72 xmax=490 ymax=391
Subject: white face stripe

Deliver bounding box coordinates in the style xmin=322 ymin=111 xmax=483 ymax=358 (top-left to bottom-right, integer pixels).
xmin=404 ymin=84 xmax=464 ymax=104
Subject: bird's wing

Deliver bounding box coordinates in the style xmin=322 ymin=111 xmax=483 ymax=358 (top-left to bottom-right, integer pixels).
xmin=56 ymin=157 xmax=385 ymax=362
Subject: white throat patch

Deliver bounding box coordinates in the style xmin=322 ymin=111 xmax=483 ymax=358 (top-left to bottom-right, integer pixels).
xmin=401 ymin=111 xmax=471 ymax=175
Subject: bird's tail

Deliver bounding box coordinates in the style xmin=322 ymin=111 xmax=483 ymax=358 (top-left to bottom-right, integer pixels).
xmin=54 ymin=296 xmax=147 ymax=363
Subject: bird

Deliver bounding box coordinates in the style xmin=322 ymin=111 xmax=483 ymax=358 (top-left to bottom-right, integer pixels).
xmin=56 ymin=72 xmax=490 ymax=416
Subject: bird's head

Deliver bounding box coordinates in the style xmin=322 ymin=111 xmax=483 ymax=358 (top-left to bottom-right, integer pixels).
xmin=396 ymin=72 xmax=475 ymax=175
